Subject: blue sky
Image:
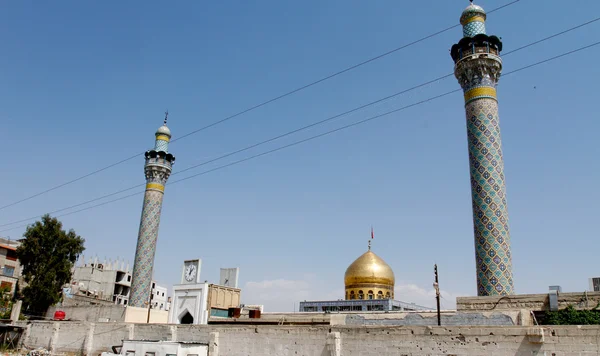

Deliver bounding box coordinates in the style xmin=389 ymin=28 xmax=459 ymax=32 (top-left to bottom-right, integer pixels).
xmin=1 ymin=0 xmax=599 ymax=311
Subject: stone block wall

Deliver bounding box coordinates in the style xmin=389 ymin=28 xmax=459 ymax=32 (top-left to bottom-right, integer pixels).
xmin=16 ymin=321 xmax=600 ymax=356
xmin=339 ymin=311 xmax=516 ymax=327
xmin=46 ymin=304 xmax=126 ymax=322
xmin=457 ymin=291 xmax=600 ymax=312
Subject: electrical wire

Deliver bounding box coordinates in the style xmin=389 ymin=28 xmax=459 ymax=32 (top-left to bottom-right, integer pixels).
xmin=1 ymin=17 xmax=597 ymax=229
xmin=1 ymin=40 xmax=598 ymax=233
xmin=0 ymin=1 xmax=522 ymax=212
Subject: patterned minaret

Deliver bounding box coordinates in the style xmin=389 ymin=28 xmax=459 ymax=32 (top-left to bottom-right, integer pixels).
xmin=450 ymin=1 xmax=513 ymax=296
xmin=129 ymin=114 xmax=176 ymax=308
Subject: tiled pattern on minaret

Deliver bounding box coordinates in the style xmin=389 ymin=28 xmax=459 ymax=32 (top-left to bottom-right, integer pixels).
xmin=463 ymin=20 xmax=486 ymax=37
xmin=129 ymin=188 xmax=165 ymax=307
xmin=465 ymin=98 xmax=514 ymax=295
xmin=453 ymin=2 xmax=514 ymax=296
xmin=129 ymin=122 xmax=174 ymax=309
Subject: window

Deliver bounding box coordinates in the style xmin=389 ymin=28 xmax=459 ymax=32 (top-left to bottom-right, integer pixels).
xmin=0 ymin=281 xmax=12 ymax=291
xmin=350 ymin=291 xmax=355 ymax=300
xmin=6 ymin=250 xmax=17 ymax=261
xmin=127 ymin=275 xmax=131 ymax=282
xmin=368 ymin=290 xmax=374 ymax=300
xmin=3 ymin=266 xmax=14 ymax=277
xmin=162 ymin=292 xmax=164 ymax=297
xmin=358 ymin=290 xmax=364 ymax=300
xmin=377 ymin=291 xmax=383 ymax=299
xmin=385 ymin=292 xmax=390 ymax=299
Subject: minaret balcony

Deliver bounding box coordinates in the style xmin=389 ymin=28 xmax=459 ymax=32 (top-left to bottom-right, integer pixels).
xmin=451 ymin=34 xmax=502 ymax=63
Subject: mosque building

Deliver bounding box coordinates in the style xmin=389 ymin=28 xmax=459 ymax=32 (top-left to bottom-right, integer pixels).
xmin=299 ymin=240 xmax=431 ymax=312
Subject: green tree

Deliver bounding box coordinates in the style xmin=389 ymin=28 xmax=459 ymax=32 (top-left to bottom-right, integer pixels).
xmin=0 ymin=285 xmax=13 ymax=319
xmin=544 ymin=304 xmax=600 ymax=325
xmin=16 ymin=215 xmax=85 ymax=316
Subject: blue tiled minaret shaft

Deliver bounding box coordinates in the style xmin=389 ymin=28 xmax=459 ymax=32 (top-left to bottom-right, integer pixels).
xmin=129 ymin=116 xmax=176 ymax=308
xmin=450 ymin=2 xmax=513 ymax=296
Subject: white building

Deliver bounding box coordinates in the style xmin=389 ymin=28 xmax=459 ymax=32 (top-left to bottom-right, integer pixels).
xmin=151 ymin=283 xmax=169 ymax=311
xmin=590 ymin=277 xmax=600 ymax=292
xmin=71 ymin=257 xmax=169 ymax=311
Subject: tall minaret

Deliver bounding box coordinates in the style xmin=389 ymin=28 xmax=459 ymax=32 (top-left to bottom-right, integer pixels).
xmin=451 ymin=2 xmax=513 ymax=296
xmin=129 ymin=113 xmax=176 ymax=308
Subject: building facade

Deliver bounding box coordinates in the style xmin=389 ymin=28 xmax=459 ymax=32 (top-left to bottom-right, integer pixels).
xmin=450 ymin=2 xmax=513 ymax=296
xmin=207 ymin=284 xmax=241 ymax=317
xmin=0 ymin=238 xmax=22 ymax=295
xmin=71 ymin=261 xmax=169 ymax=311
xmin=299 ymin=299 xmax=430 ymax=313
xmin=130 ymin=116 xmax=175 ymax=308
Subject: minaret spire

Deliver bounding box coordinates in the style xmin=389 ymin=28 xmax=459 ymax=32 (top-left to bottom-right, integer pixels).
xmin=164 ymin=110 xmax=169 ymax=125
xmin=451 ymin=3 xmax=513 ymax=296
xmin=128 ymin=114 xmax=176 ymax=311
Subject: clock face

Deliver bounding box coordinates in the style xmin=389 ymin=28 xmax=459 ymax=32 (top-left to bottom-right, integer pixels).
xmin=184 ymin=264 xmax=197 ymax=282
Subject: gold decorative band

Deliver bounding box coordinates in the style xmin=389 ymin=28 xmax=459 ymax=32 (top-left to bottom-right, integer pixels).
xmin=155 ymin=134 xmax=170 ymax=142
xmin=465 ymin=15 xmax=485 ymax=24
xmin=464 ymin=87 xmax=497 ymax=102
xmin=146 ymin=183 xmax=165 ymax=192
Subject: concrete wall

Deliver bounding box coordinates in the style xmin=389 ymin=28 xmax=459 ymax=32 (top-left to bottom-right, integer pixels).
xmin=72 ymin=266 xmax=118 ymax=301
xmin=47 ymin=304 xmax=126 ymax=322
xmin=17 ymin=321 xmax=600 ymax=356
xmin=457 ymin=291 xmax=600 ymax=312
xmin=334 ymin=310 xmax=517 ymax=326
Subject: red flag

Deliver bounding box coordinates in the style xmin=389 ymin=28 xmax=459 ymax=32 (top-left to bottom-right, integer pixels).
xmin=371 ymin=226 xmax=374 ymax=239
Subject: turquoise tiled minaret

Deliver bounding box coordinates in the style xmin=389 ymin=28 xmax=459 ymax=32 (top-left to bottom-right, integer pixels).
xmin=450 ymin=2 xmax=514 ymax=296
xmin=129 ymin=115 xmax=176 ymax=308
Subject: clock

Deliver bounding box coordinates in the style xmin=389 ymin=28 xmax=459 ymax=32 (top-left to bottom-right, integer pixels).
xmin=181 ymin=259 xmax=201 ymax=284
xmin=185 ymin=264 xmax=197 ymax=282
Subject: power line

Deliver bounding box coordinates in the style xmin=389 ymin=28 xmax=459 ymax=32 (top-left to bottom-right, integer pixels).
xmin=2 ymin=17 xmax=596 ymax=229
xmin=1 ymin=40 xmax=598 ymax=233
xmin=171 ymin=17 xmax=600 ymax=176
xmin=0 ymin=1 xmax=522 ymax=212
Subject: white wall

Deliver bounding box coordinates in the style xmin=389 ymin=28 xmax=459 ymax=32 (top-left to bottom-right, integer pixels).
xmin=17 ymin=321 xmax=600 ymax=356
xmin=152 ymin=285 xmax=168 ymax=311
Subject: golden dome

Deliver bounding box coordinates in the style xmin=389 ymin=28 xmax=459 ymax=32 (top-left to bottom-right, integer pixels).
xmin=344 ymin=250 xmax=395 ymax=288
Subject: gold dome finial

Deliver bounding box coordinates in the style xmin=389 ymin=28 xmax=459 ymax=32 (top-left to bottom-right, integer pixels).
xmin=344 ymin=230 xmax=395 ymax=301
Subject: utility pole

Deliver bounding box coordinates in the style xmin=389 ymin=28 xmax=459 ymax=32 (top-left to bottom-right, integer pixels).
xmin=146 ymin=290 xmax=154 ymax=323
xmin=433 ymin=264 xmax=441 ymax=326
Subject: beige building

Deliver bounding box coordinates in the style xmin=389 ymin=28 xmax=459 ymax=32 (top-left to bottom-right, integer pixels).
xmin=0 ymin=238 xmax=22 ymax=295
xmin=207 ymin=284 xmax=241 ymax=317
